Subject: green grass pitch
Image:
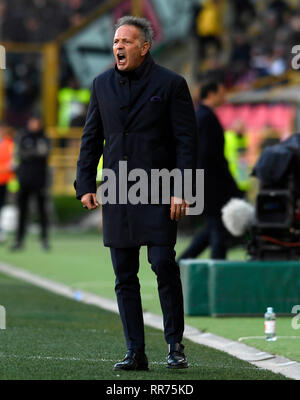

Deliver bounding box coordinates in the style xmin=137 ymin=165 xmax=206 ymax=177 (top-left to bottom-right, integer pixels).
xmin=0 ymin=272 xmax=288 ymax=380
xmin=0 ymin=230 xmax=299 ymax=370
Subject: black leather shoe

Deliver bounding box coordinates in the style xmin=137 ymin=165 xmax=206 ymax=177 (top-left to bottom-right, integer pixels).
xmin=114 ymin=350 xmax=149 ymax=371
xmin=167 ymin=343 xmax=188 ymax=369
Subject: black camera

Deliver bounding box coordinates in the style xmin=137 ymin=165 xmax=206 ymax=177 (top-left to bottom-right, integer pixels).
xmin=248 ymin=134 xmax=300 ymax=260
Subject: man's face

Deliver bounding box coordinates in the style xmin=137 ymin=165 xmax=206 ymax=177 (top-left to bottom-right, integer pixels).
xmin=27 ymin=117 xmax=42 ymax=132
xmin=113 ymin=25 xmax=150 ymax=72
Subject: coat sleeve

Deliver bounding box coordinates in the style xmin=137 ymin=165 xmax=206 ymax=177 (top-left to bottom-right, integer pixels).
xmin=169 ymin=77 xmax=197 ymax=197
xmin=75 ymin=79 xmax=104 ymax=199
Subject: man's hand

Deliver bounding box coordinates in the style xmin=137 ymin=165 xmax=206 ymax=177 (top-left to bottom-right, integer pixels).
xmin=81 ymin=193 xmax=99 ymax=210
xmin=170 ymin=196 xmax=189 ymax=221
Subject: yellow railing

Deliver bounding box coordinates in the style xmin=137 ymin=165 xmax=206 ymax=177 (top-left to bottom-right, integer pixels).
xmin=47 ymin=127 xmax=83 ymax=196
xmin=250 ymin=70 xmax=300 ymax=91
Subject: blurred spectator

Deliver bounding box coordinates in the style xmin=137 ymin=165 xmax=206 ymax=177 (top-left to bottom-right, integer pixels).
xmin=6 ymin=54 xmax=40 ymax=128
xmin=288 ymin=13 xmax=300 ymax=48
xmin=58 ymin=77 xmax=90 ymax=129
xmin=12 ymin=115 xmax=51 ymax=251
xmin=224 ymin=120 xmax=251 ymax=193
xmin=257 ymin=10 xmax=281 ymax=56
xmin=195 ymin=0 xmax=223 ymax=61
xmin=231 ymin=0 xmax=256 ymax=30
xmin=267 ymin=45 xmax=287 ymax=76
xmin=250 ymin=45 xmax=271 ymax=77
xmin=267 ymin=0 xmax=290 ymax=25
xmin=228 ymin=30 xmax=252 ymax=84
xmin=0 ymin=122 xmax=14 ymax=241
xmin=230 ymin=31 xmax=251 ymax=67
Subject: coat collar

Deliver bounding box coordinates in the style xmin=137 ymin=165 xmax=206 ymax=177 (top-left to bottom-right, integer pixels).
xmin=113 ymin=52 xmax=156 ymax=130
xmin=114 ymin=52 xmax=155 ymax=80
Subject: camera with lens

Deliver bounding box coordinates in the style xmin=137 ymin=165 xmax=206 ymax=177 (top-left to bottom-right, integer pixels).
xmin=248 ymin=134 xmax=300 ymax=260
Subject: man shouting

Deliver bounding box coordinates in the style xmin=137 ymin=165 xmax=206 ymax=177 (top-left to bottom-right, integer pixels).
xmin=75 ymin=16 xmax=196 ymax=371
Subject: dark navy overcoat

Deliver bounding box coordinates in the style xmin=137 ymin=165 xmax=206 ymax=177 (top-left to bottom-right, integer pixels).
xmin=75 ymin=53 xmax=197 ymax=247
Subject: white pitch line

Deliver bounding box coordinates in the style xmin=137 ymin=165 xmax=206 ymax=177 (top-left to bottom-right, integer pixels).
xmin=1 ymin=262 xmax=300 ymax=380
xmin=0 ymin=354 xmax=255 ymax=369
xmin=239 ymin=336 xmax=300 ymax=341
xmin=0 ymin=354 xmax=113 ymax=363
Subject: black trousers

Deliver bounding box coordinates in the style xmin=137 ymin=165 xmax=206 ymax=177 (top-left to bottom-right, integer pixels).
xmin=16 ymin=186 xmax=48 ymax=243
xmin=178 ymin=215 xmax=227 ymax=261
xmin=110 ymin=245 xmax=184 ymax=351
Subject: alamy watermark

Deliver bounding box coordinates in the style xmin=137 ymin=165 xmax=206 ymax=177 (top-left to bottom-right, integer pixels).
xmin=291 ymin=45 xmax=300 ymax=70
xmin=0 ymin=305 xmax=6 ymax=329
xmin=291 ymin=305 xmax=300 ymax=330
xmin=0 ymin=45 xmax=6 ymax=70
xmin=99 ymin=161 xmax=204 ymax=215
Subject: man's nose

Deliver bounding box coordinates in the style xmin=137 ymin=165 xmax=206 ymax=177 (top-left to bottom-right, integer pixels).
xmin=117 ymin=42 xmax=124 ymax=50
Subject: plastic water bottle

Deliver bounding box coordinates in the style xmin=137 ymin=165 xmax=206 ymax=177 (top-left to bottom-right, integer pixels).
xmin=264 ymin=307 xmax=277 ymax=341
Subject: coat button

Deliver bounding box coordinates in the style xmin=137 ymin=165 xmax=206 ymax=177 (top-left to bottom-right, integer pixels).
xmin=120 ymin=105 xmax=127 ymax=110
xmin=124 ymin=155 xmax=128 ymax=160
xmin=120 ymin=80 xmax=126 ymax=85
xmin=124 ymin=131 xmax=129 ymax=136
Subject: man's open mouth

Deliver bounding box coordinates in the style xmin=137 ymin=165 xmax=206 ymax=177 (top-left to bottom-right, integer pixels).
xmin=117 ymin=54 xmax=126 ymax=65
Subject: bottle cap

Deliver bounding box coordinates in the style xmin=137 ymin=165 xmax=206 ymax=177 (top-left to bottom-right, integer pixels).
xmin=267 ymin=307 xmax=273 ymax=313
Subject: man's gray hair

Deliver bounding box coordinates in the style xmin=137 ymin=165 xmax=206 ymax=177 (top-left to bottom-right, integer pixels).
xmin=115 ymin=16 xmax=154 ymax=47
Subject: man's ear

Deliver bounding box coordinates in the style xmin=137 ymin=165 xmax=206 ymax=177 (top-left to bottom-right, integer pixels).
xmin=141 ymin=42 xmax=150 ymax=56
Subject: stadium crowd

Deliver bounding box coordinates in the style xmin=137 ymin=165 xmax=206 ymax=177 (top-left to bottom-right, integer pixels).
xmin=1 ymin=0 xmax=105 ymax=126
xmin=0 ymin=2 xmax=298 ymax=256
xmin=0 ymin=0 xmax=104 ymax=42
xmin=194 ymin=0 xmax=300 ymax=89
xmin=2 ymin=0 xmax=300 ymax=126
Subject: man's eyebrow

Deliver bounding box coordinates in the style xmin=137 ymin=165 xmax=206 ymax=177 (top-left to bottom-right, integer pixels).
xmin=114 ymin=37 xmax=132 ymax=41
